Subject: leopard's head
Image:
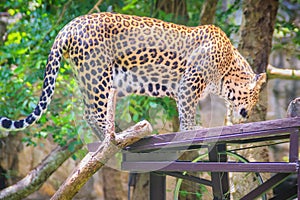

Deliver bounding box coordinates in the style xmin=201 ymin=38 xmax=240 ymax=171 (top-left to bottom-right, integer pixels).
xmin=232 ymin=73 xmax=266 ymax=123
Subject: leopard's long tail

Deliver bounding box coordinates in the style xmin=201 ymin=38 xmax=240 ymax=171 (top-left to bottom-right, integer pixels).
xmin=0 ymin=37 xmax=67 ymax=131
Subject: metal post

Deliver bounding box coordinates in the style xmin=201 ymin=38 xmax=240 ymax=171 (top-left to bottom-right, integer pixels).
xmin=289 ymin=129 xmax=299 ymax=199
xmin=150 ymin=172 xmax=166 ymax=200
xmin=298 ymin=167 xmax=300 ymax=200
xmin=289 ymin=129 xmax=299 ymax=162
xmin=208 ymin=143 xmax=230 ymax=200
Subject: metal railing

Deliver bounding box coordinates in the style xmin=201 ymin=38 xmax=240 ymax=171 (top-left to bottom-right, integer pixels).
xmin=122 ymin=117 xmax=300 ymax=200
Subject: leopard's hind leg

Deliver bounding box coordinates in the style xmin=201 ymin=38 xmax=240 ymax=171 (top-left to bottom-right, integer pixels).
xmin=71 ymin=55 xmax=113 ymax=140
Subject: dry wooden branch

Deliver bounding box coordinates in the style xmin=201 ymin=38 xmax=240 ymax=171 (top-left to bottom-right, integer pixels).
xmin=267 ymin=64 xmax=300 ymax=80
xmin=0 ymin=139 xmax=83 ymax=200
xmin=50 ymin=88 xmax=153 ymax=200
xmin=88 ymin=0 xmax=103 ymax=14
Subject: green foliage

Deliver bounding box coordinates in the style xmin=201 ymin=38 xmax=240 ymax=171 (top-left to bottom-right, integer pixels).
xmin=0 ymin=0 xmax=96 ymax=146
xmin=273 ymin=0 xmax=300 ymax=60
xmin=215 ymin=0 xmax=241 ymax=36
xmin=115 ymin=0 xmax=153 ymax=16
xmin=186 ymin=0 xmax=204 ymax=26
xmin=116 ymin=96 xmax=178 ymax=133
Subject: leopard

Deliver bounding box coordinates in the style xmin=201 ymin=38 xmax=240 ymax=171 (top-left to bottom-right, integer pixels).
xmin=0 ymin=12 xmax=266 ymax=139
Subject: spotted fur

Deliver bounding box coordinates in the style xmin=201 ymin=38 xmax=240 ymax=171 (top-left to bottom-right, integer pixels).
xmin=0 ymin=13 xmax=266 ymax=138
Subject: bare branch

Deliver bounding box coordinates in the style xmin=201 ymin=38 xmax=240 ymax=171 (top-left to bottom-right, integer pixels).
xmin=105 ymin=87 xmax=116 ymax=138
xmin=88 ymin=0 xmax=103 ymax=14
xmin=267 ymin=64 xmax=300 ymax=80
xmin=0 ymin=139 xmax=83 ymax=200
xmin=50 ymin=88 xmax=153 ymax=200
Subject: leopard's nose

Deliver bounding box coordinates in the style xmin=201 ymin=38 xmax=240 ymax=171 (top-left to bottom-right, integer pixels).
xmin=240 ymin=108 xmax=248 ymax=118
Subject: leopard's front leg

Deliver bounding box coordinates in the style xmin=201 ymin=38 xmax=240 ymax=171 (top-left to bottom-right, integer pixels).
xmin=177 ymin=74 xmax=203 ymax=131
xmin=177 ymin=98 xmax=198 ymax=131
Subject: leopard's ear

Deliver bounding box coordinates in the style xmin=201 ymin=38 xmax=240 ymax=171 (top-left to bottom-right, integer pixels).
xmin=255 ymin=73 xmax=267 ymax=90
xmin=249 ymin=73 xmax=267 ymax=90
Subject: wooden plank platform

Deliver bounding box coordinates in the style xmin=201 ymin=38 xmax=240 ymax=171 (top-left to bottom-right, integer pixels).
xmin=118 ymin=117 xmax=300 ymax=200
xmin=88 ymin=117 xmax=300 ymax=199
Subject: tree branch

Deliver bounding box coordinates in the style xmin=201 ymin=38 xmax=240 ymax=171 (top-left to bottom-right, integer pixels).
xmin=0 ymin=139 xmax=83 ymax=200
xmin=267 ymin=64 xmax=300 ymax=80
xmin=88 ymin=0 xmax=103 ymax=14
xmin=50 ymin=88 xmax=153 ymax=200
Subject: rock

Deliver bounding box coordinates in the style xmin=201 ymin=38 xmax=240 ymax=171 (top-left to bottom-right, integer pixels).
xmin=287 ymin=97 xmax=300 ymax=117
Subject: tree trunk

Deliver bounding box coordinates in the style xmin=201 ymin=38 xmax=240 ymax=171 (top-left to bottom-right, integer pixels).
xmin=102 ymin=166 xmax=126 ymax=200
xmin=132 ymin=173 xmax=149 ymax=200
xmin=238 ymin=0 xmax=278 ymax=74
xmin=199 ymin=0 xmax=218 ymax=25
xmin=231 ymin=0 xmax=279 ymax=199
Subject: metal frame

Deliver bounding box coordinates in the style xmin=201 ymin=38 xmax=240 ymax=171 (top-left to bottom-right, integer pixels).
xmin=120 ymin=117 xmax=300 ymax=199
